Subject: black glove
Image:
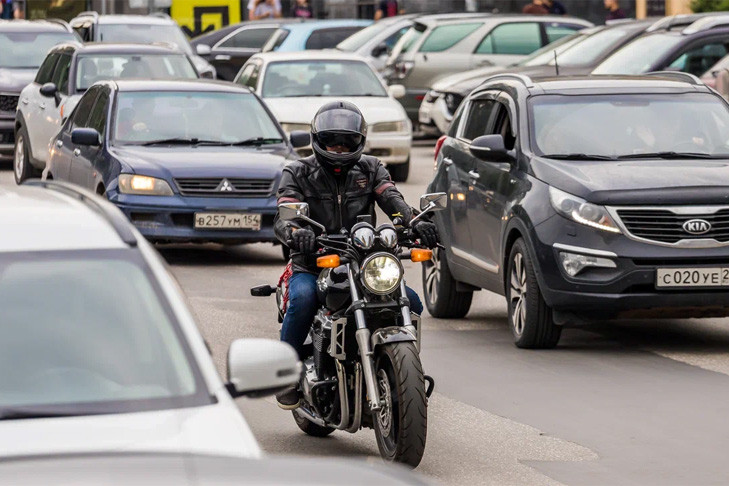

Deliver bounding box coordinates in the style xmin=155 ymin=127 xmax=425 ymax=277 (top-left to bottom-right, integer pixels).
xmin=290 ymin=228 xmax=317 ymax=254
xmin=412 ymin=220 xmax=439 ymax=249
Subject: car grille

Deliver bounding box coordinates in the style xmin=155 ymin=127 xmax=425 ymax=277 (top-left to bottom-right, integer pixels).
xmin=0 ymin=94 xmax=19 ymax=113
xmin=616 ymin=208 xmax=729 ymax=244
xmin=174 ymin=177 xmax=275 ymax=197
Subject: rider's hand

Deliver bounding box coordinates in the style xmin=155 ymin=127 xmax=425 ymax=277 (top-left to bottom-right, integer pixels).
xmin=412 ymin=220 xmax=439 ymax=249
xmin=291 ymin=228 xmax=317 ymax=254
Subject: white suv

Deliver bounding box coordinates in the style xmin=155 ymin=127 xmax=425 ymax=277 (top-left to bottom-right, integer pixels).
xmin=0 ymin=181 xmax=299 ymax=459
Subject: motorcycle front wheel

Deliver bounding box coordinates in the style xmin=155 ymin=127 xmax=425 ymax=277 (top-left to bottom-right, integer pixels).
xmin=373 ymin=342 xmax=427 ymax=468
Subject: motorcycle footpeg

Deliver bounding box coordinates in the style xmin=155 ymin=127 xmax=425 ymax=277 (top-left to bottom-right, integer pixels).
xmin=250 ymin=284 xmax=276 ymax=297
xmin=424 ymin=375 xmax=435 ymax=399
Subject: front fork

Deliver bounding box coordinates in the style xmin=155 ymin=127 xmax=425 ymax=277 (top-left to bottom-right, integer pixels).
xmin=347 ymin=265 xmax=415 ymax=412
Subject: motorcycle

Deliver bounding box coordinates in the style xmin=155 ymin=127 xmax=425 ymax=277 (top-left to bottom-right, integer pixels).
xmin=251 ymin=193 xmax=447 ymax=468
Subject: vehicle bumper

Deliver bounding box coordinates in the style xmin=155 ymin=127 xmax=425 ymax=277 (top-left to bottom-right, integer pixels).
xmin=109 ymin=192 xmax=278 ymax=244
xmin=418 ymin=97 xmax=451 ymax=135
xmin=399 ymin=89 xmax=428 ymax=124
xmin=0 ymin=117 xmax=15 ymax=158
xmin=366 ymin=132 xmax=411 ymax=165
xmin=530 ymin=214 xmax=729 ymax=319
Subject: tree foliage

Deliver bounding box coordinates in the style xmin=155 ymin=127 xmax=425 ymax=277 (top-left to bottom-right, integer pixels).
xmin=691 ymin=0 xmax=729 ymax=13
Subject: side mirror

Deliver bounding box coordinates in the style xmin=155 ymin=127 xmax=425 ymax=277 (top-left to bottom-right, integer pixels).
xmin=226 ymin=339 xmax=301 ymax=398
xmin=71 ymin=128 xmax=101 ymax=146
xmin=469 ymin=134 xmax=512 ymax=162
xmin=419 ymin=192 xmax=447 ymax=212
xmin=40 ymin=82 xmax=58 ymax=98
xmin=289 ymin=130 xmax=311 ymax=149
xmin=388 ymin=84 xmax=406 ymax=99
xmin=279 ymin=202 xmax=309 ymax=221
xmin=196 ymin=44 xmax=212 ymax=56
xmin=371 ymin=42 xmax=388 ymax=58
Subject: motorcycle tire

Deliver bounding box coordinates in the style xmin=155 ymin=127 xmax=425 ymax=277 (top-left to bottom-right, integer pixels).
xmin=373 ymin=342 xmax=427 ymax=468
xmin=292 ymin=410 xmax=335 ymax=437
xmin=423 ymin=247 xmax=473 ymax=318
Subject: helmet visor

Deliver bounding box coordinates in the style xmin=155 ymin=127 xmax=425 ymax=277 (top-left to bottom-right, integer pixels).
xmin=313 ymin=108 xmax=365 ymax=135
xmin=317 ymin=131 xmax=363 ymax=153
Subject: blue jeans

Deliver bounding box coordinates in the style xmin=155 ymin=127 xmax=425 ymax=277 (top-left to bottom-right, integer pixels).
xmin=281 ymin=272 xmax=423 ymax=359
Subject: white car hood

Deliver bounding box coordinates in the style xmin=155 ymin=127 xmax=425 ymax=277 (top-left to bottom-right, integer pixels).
xmin=264 ymin=96 xmax=407 ymax=126
xmin=0 ymin=404 xmax=260 ymax=459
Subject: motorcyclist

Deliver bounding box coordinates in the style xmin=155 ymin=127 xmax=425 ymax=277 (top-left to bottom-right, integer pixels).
xmin=273 ymin=101 xmax=439 ymax=409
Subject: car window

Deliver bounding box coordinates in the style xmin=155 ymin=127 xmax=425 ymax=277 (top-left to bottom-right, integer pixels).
xmin=592 ymin=33 xmax=684 ymax=75
xmin=35 ymin=53 xmax=60 ymax=84
xmin=71 ymin=87 xmax=99 ymax=130
xmin=476 ymin=23 xmax=541 ymax=55
xmin=96 ymin=24 xmax=193 ymax=56
xmin=384 ymin=27 xmax=410 ymax=49
xmin=262 ymin=28 xmax=290 ymax=52
xmin=51 ymin=54 xmax=72 ymax=94
xmin=545 ymin=23 xmax=584 ymax=44
xmin=86 ymin=89 xmax=110 ymax=137
xmin=75 ymin=54 xmax=197 ymax=91
xmin=394 ymin=24 xmax=424 ymax=55
xmin=337 ymin=20 xmax=400 ymax=51
xmin=492 ymin=103 xmax=515 ymax=150
xmin=72 ymin=21 xmax=93 ymax=42
xmin=0 ymin=32 xmax=76 ymax=69
xmin=547 ymin=26 xmax=634 ymax=67
xmin=236 ymin=63 xmax=256 ymax=87
xmin=462 ymin=98 xmax=498 ymax=141
xmin=448 ymin=107 xmax=465 ymax=137
xmin=261 ymin=60 xmax=387 ymax=98
xmin=420 ymin=23 xmax=482 ymax=53
xmin=219 ymin=27 xmax=277 ymax=49
xmin=305 ymin=27 xmax=365 ymax=50
xmin=243 ymin=63 xmax=261 ymax=89
xmin=667 ymin=42 xmax=729 ymax=77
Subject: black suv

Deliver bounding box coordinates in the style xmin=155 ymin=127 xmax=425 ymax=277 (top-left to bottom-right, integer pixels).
xmin=425 ymin=73 xmax=729 ymax=348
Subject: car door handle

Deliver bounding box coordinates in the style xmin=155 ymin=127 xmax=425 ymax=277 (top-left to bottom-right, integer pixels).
xmin=476 ymin=60 xmax=494 ymax=67
xmin=468 ymin=170 xmax=480 ymax=180
xmin=39 ymin=103 xmax=46 ymax=110
xmin=73 ymin=148 xmax=81 ymax=157
xmin=56 ymin=140 xmax=63 ymax=148
xmin=215 ymin=54 xmax=231 ymax=61
xmin=443 ymin=157 xmax=453 ymax=166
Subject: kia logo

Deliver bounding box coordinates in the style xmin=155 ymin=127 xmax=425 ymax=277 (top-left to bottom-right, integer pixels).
xmin=682 ymin=219 xmax=712 ymax=235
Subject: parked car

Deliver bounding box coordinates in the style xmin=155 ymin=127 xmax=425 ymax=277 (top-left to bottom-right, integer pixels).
xmin=384 ymin=14 xmax=593 ymax=123
xmin=425 ymin=72 xmax=729 ymax=349
xmin=69 ymin=12 xmax=216 ymax=78
xmin=45 ymin=79 xmax=302 ymax=248
xmin=336 ymin=14 xmax=418 ymax=72
xmin=593 ymin=15 xmax=729 ymax=76
xmin=14 ymin=43 xmax=199 ymax=184
xmin=191 ymin=19 xmax=308 ymax=81
xmin=0 ymin=180 xmax=300 ymax=458
xmin=700 ymin=52 xmax=729 ymax=88
xmin=0 ymin=20 xmax=76 ymax=160
xmin=261 ymin=19 xmax=373 ymax=53
xmin=235 ymin=51 xmax=412 ymax=181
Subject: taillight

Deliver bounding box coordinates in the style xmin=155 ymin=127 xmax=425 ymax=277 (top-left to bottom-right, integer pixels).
xmin=434 ymin=135 xmax=447 ymax=162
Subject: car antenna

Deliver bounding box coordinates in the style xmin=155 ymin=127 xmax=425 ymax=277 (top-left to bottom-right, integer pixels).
xmin=554 ymin=50 xmax=559 ymax=76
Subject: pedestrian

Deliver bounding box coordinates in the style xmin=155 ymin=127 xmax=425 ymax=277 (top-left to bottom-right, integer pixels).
xmin=290 ymin=0 xmax=313 ymax=19
xmin=522 ymin=0 xmax=549 ymax=14
xmin=543 ymin=0 xmax=567 ymax=15
xmin=604 ymin=0 xmax=627 ymax=21
xmin=374 ymin=0 xmax=403 ymax=20
xmin=0 ymin=0 xmax=11 ymax=20
xmin=248 ymin=0 xmax=281 ymax=20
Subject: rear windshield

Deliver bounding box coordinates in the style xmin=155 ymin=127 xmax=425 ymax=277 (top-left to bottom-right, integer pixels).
xmin=0 ymin=32 xmax=76 ymax=69
xmin=75 ymin=54 xmax=197 ymax=91
xmin=305 ymin=27 xmax=365 ymax=50
xmin=97 ymin=24 xmax=193 ymax=56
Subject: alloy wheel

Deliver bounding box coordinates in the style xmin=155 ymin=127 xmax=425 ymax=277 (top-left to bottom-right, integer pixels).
xmin=510 ymin=252 xmax=527 ymax=336
xmin=424 ymin=248 xmax=441 ymax=306
xmin=14 ymin=135 xmax=24 ymax=182
xmin=377 ymin=369 xmax=393 ymax=437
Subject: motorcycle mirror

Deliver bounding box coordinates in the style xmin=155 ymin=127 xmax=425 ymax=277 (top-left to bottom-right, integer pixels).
xmin=278 ymin=202 xmax=326 ymax=233
xmin=419 ymin=193 xmax=447 ymax=212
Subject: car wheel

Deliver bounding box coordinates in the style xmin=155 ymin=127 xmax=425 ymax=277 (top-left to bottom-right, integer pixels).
xmin=14 ymin=126 xmax=34 ymax=185
xmin=387 ymin=158 xmax=410 ymax=183
xmin=422 ymin=247 xmax=472 ymax=318
xmin=507 ymin=238 xmax=561 ymax=349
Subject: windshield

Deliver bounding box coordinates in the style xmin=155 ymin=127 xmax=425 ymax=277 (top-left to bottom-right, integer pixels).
xmin=553 ymin=26 xmax=637 ymax=67
xmin=518 ymin=32 xmax=586 ymax=67
xmin=262 ymin=60 xmax=387 ymax=98
xmin=530 ymin=93 xmax=729 ymax=158
xmin=97 ymin=24 xmax=193 ymax=55
xmin=0 ymin=32 xmax=76 ymax=68
xmin=337 ymin=21 xmax=394 ymax=51
xmin=113 ymin=91 xmax=282 ymax=145
xmin=76 ymin=54 xmax=197 ymax=91
xmin=0 ymin=250 xmax=210 ymax=416
xmin=592 ymin=33 xmax=683 ymax=74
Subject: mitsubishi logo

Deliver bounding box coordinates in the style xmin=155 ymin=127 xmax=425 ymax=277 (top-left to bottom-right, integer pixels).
xmin=682 ymin=219 xmax=711 ymax=235
xmin=218 ymin=179 xmax=234 ymax=192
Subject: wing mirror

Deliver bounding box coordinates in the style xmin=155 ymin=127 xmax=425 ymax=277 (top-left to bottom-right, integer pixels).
xmin=278 ymin=202 xmax=326 ymax=233
xmin=388 ymin=84 xmax=406 ymax=99
xmin=40 ymin=82 xmax=61 ymax=106
xmin=71 ymin=128 xmax=101 ymax=146
xmin=289 ymin=130 xmax=311 ymax=149
xmin=371 ymin=42 xmax=388 ymax=58
xmin=469 ymin=134 xmax=513 ymax=163
xmin=226 ymin=338 xmax=301 ymax=398
xmin=196 ymin=44 xmax=212 ymax=56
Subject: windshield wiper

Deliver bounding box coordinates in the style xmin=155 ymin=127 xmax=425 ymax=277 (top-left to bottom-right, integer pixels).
xmin=139 ymin=137 xmax=224 ymax=146
xmin=542 ymin=153 xmax=617 ymax=161
xmin=616 ymin=151 xmax=728 ymax=160
xmin=0 ymin=407 xmax=80 ymax=421
xmin=229 ymin=137 xmax=284 ymax=146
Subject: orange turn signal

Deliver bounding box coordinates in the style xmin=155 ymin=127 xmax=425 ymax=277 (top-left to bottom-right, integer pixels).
xmin=410 ymin=249 xmax=433 ymax=263
xmin=317 ymin=254 xmax=341 ymax=268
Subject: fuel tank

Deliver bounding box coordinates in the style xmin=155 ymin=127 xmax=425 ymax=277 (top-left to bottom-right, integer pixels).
xmin=317 ymin=265 xmax=351 ymax=313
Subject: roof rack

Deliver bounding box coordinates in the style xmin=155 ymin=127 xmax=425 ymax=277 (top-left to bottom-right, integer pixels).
xmin=479 ymin=73 xmax=534 ymax=88
xmin=77 ymin=10 xmax=100 ymax=19
xmin=682 ymin=15 xmax=729 ymax=34
xmin=23 ymin=180 xmax=137 ymax=247
xmin=43 ymin=18 xmax=72 ymax=31
xmin=646 ymin=12 xmax=722 ymax=32
xmin=644 ymin=71 xmax=703 ymax=85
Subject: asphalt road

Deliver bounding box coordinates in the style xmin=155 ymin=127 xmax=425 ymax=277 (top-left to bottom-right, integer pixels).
xmin=6 ymin=144 xmax=729 ymax=485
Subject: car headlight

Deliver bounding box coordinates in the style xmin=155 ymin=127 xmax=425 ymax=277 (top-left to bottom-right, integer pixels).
xmin=361 ymin=252 xmax=403 ymax=295
xmin=118 ymin=174 xmax=174 ymax=196
xmin=353 ymin=226 xmax=375 ymax=250
xmin=281 ymin=123 xmax=311 ymax=134
xmin=371 ymin=120 xmax=409 ymax=133
xmin=549 ymin=187 xmax=621 ymax=234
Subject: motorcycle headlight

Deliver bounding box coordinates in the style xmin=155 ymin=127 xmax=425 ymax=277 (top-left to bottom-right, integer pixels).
xmin=549 ymin=187 xmax=621 ymax=234
xmin=353 ymin=226 xmax=375 ymax=250
xmin=379 ymin=227 xmax=398 ymax=249
xmin=361 ymin=253 xmax=403 ymax=295
xmin=118 ymin=174 xmax=173 ymax=196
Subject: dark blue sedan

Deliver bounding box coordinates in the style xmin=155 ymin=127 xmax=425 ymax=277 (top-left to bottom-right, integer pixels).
xmin=45 ymin=79 xmax=308 ymax=247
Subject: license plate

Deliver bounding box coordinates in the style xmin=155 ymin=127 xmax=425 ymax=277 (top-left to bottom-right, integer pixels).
xmin=194 ymin=213 xmax=261 ymax=230
xmin=656 ymin=267 xmax=729 ymax=288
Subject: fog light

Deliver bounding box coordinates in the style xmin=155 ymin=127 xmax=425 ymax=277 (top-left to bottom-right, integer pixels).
xmin=559 ymin=251 xmax=616 ymax=277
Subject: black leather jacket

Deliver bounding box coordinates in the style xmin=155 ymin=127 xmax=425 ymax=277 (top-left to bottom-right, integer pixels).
xmin=275 ymin=155 xmax=413 ymax=273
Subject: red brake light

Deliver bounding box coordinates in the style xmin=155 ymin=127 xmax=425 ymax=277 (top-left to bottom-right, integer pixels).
xmin=434 ymin=135 xmax=447 ymax=162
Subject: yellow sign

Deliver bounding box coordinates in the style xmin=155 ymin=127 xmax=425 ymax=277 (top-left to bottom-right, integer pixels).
xmin=172 ymin=0 xmax=241 ymax=38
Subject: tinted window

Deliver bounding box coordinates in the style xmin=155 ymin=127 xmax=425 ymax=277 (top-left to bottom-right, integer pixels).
xmin=668 ymin=42 xmax=729 ymax=77
xmin=51 ymin=54 xmax=72 ymax=94
xmin=420 ymin=23 xmax=481 ymax=53
xmin=71 ymin=88 xmax=99 ymax=130
xmin=219 ymin=27 xmax=276 ymax=48
xmin=235 ymin=63 xmax=256 ymax=87
xmin=72 ymin=21 xmax=93 ymax=42
xmin=87 ymin=90 xmax=110 ymax=137
xmin=476 ymin=23 xmax=541 ymax=55
xmin=35 ymin=53 xmax=60 ymax=84
xmin=462 ymin=99 xmax=497 ymax=141
xmin=545 ymin=23 xmax=583 ymax=44
xmin=0 ymin=32 xmax=76 ymax=69
xmin=305 ymin=27 xmax=365 ymax=50
xmin=75 ymin=54 xmax=197 ymax=91
xmin=493 ymin=103 xmax=515 ymax=150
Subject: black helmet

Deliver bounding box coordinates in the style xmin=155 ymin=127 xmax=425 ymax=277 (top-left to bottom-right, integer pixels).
xmin=311 ymin=101 xmax=367 ymax=170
